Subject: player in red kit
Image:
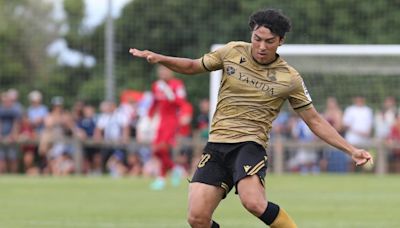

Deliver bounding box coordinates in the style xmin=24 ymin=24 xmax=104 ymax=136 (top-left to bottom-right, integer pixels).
xmin=149 ymin=65 xmax=187 ymax=190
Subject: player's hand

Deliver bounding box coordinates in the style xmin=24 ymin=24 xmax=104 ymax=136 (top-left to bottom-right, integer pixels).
xmin=129 ymin=48 xmax=161 ymax=64
xmin=351 ymin=148 xmax=373 ymax=166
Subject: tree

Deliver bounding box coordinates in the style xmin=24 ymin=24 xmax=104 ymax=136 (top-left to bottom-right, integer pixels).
xmin=0 ymin=0 xmax=61 ymax=101
xmin=97 ymin=0 xmax=400 ymax=106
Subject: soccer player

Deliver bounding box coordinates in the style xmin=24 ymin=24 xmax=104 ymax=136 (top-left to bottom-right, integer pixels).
xmin=129 ymin=8 xmax=373 ymax=228
xmin=148 ymin=65 xmax=188 ymax=190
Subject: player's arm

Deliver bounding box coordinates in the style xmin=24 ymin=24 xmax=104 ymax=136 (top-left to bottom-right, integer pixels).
xmin=298 ymin=107 xmax=373 ymax=166
xmin=129 ymin=48 xmax=206 ymax=75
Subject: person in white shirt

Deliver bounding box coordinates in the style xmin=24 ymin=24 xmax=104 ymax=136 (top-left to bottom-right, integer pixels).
xmin=374 ymin=96 xmax=397 ymax=139
xmin=343 ymin=96 xmax=373 ymax=146
xmin=94 ymin=101 xmax=130 ymax=173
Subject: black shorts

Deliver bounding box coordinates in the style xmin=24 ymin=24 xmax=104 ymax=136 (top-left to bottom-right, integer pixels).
xmin=191 ymin=141 xmax=268 ymax=198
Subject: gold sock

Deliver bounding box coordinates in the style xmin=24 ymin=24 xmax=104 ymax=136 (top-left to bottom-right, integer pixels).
xmin=270 ymin=208 xmax=297 ymax=228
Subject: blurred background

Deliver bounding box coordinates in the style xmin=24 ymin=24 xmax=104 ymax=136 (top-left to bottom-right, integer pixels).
xmin=1 ymin=0 xmax=400 ymax=177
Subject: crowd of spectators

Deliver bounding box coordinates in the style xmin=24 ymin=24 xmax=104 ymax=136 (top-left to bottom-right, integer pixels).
xmin=0 ymin=87 xmax=399 ymax=176
xmin=272 ymin=96 xmax=400 ymax=174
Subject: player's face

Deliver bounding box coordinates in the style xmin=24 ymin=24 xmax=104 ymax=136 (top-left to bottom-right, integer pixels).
xmin=251 ymin=26 xmax=283 ymax=64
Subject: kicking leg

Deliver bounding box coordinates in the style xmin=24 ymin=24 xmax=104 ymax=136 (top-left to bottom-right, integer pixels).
xmin=237 ymin=175 xmax=297 ymax=228
xmin=187 ymin=182 xmax=224 ymax=228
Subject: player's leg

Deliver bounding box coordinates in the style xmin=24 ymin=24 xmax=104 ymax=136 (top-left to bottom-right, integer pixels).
xmin=237 ymin=176 xmax=296 ymax=227
xmin=237 ymin=175 xmax=267 ymax=216
xmin=187 ymin=182 xmax=224 ymax=228
xmin=150 ymin=142 xmax=174 ymax=190
xmin=234 ymin=142 xmax=297 ymax=227
xmin=155 ymin=143 xmax=174 ymax=175
xmin=189 ymin=146 xmax=232 ymax=227
xmin=150 ymin=124 xmax=176 ymax=190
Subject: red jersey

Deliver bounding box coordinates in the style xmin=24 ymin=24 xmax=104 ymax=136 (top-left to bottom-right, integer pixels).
xmin=149 ymin=78 xmax=186 ymax=145
xmin=178 ymin=101 xmax=193 ymax=137
xmin=149 ymin=79 xmax=186 ymax=118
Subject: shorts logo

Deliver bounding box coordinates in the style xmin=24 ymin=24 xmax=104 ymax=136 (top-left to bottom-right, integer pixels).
xmin=247 ymin=160 xmax=265 ymax=176
xmin=226 ymin=66 xmax=236 ymax=76
xmin=243 ymin=165 xmax=251 ymax=173
xmin=198 ymin=154 xmax=211 ymax=168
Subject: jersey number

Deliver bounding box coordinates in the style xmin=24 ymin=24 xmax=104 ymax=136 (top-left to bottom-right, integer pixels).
xmin=198 ymin=154 xmax=211 ymax=168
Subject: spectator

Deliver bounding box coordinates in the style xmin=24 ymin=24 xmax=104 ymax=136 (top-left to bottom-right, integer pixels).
xmin=374 ymin=96 xmax=396 ymax=139
xmin=135 ymin=92 xmax=157 ymax=174
xmin=136 ymin=92 xmax=158 ymax=146
xmin=287 ymin=116 xmax=319 ymax=174
xmin=93 ymin=100 xmax=130 ymax=173
xmin=321 ymin=97 xmax=350 ymax=172
xmin=137 ymin=91 xmax=154 ymax=118
xmin=76 ymin=104 xmax=101 ymax=175
xmin=27 ymin=90 xmax=48 ymax=134
xmin=126 ymin=151 xmax=143 ymax=177
xmin=196 ymin=98 xmax=210 ymax=140
xmin=271 ymin=110 xmax=291 ymax=138
xmin=191 ymin=98 xmax=210 ymax=175
xmin=0 ymin=92 xmax=22 ymax=173
xmin=71 ymin=100 xmax=85 ymax=123
xmin=147 ymin=65 xmax=187 ymax=190
xmin=177 ymin=101 xmax=193 ymax=163
xmin=119 ymin=91 xmax=142 ymax=138
xmin=343 ymin=96 xmax=373 ymax=171
xmin=142 ymin=155 xmax=161 ymax=178
xmin=51 ymin=150 xmax=75 ymax=176
xmin=106 ymin=150 xmax=127 ymax=178
xmin=53 ymin=141 xmax=77 ymax=176
xmin=323 ymin=97 xmax=344 ymax=133
xmin=7 ymin=88 xmax=24 ymax=114
xmin=386 ymin=114 xmax=400 ymax=172
xmin=38 ymin=96 xmax=76 ymax=174
xmin=18 ymin=112 xmax=39 ymax=175
xmin=343 ymin=96 xmax=373 ymax=147
xmin=173 ymin=100 xmax=194 ymax=185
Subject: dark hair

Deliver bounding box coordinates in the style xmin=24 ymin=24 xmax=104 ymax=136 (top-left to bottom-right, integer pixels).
xmin=248 ymin=9 xmax=291 ymax=38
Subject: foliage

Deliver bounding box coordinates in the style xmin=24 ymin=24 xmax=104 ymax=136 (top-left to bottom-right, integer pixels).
xmin=0 ymin=0 xmax=60 ymax=103
xmin=110 ymin=0 xmax=400 ymax=107
xmin=1 ymin=0 xmax=400 ymax=108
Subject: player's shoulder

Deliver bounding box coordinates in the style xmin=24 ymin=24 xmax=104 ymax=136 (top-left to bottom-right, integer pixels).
xmin=274 ymin=57 xmax=302 ymax=81
xmin=224 ymin=41 xmax=250 ymax=50
xmin=215 ymin=41 xmax=250 ymax=60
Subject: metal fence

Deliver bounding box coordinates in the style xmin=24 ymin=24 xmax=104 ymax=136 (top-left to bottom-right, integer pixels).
xmin=2 ymin=133 xmax=397 ymax=175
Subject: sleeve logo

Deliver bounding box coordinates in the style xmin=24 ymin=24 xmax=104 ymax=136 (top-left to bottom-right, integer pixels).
xmin=302 ymin=81 xmax=312 ymax=101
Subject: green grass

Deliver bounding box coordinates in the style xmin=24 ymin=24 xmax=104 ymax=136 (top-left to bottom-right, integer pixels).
xmin=0 ymin=174 xmax=399 ymax=228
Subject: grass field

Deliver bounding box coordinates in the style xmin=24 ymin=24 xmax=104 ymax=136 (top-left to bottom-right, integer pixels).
xmin=0 ymin=174 xmax=399 ymax=228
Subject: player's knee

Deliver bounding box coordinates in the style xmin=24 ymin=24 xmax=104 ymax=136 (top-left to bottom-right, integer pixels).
xmin=241 ymin=197 xmax=266 ymax=216
xmin=187 ymin=210 xmax=211 ymax=227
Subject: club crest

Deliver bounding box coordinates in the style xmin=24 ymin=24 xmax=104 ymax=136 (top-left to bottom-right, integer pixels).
xmin=267 ymin=69 xmax=277 ymax=81
xmin=226 ymin=66 xmax=236 ymax=76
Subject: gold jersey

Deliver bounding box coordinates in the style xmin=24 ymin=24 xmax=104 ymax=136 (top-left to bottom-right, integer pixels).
xmin=201 ymin=41 xmax=313 ymax=149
